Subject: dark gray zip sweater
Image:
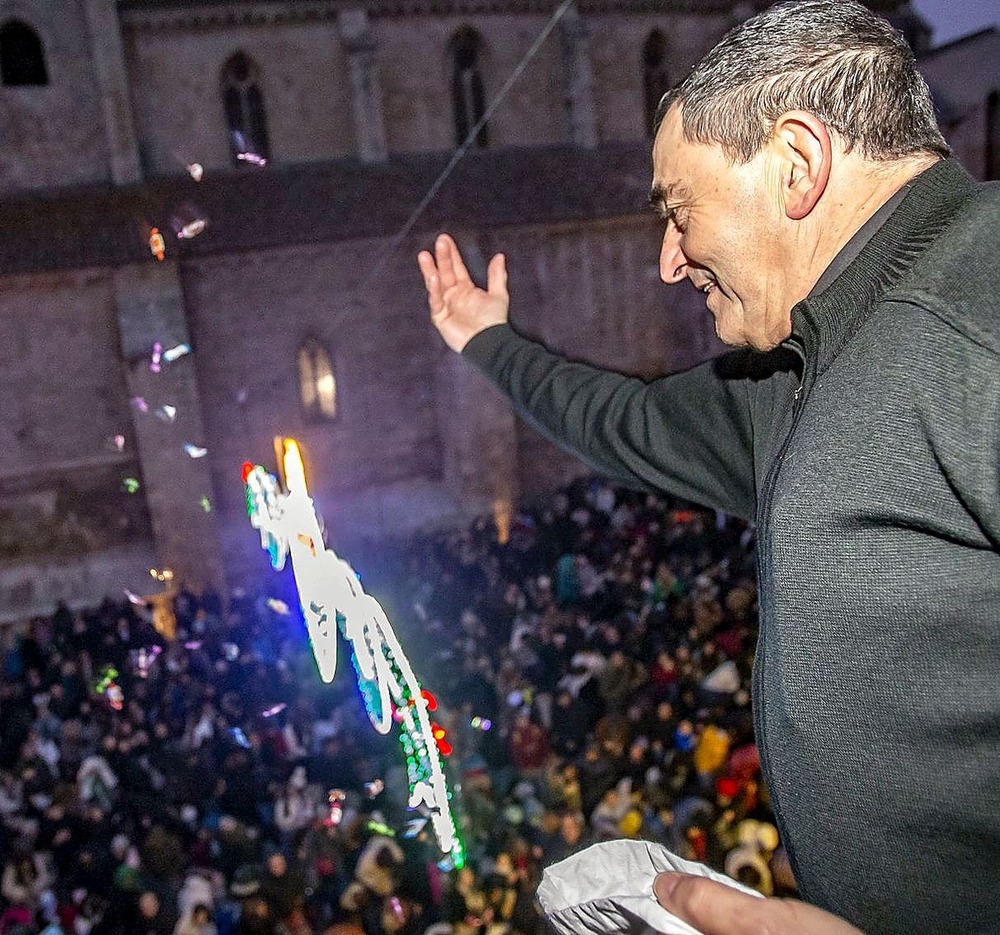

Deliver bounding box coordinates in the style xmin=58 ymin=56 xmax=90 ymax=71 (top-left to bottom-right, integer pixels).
xmin=463 ymin=158 xmax=1000 ymax=934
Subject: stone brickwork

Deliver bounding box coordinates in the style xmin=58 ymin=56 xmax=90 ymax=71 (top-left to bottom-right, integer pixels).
xmin=84 ymin=0 xmax=143 ymax=185
xmin=5 ymin=0 xmax=986 ymax=614
xmin=112 ymin=263 xmax=226 ymax=592
xmin=0 ymin=0 xmax=111 ymax=192
xmin=121 ymin=10 xmax=357 ymax=175
xmin=0 ymin=269 xmax=130 ymax=473
xmin=588 ymin=11 xmax=734 ymax=141
xmin=918 ymin=29 xmax=1000 ymax=181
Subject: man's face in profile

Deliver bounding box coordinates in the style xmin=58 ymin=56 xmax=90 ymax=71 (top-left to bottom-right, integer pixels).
xmin=651 ymin=105 xmax=793 ymax=351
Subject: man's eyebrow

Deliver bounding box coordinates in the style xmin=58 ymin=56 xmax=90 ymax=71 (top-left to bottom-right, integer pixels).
xmin=648 ymin=181 xmax=691 ymax=210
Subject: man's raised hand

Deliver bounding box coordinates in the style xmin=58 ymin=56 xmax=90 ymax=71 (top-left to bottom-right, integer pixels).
xmin=417 ymin=233 xmax=509 ymax=353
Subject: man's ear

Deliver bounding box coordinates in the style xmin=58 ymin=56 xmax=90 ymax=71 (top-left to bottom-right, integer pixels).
xmin=773 ymin=110 xmax=831 ymax=220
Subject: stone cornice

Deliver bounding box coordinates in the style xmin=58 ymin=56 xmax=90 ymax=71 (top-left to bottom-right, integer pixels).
xmin=119 ymin=0 xmax=738 ymax=33
xmin=0 ymin=142 xmax=658 ymax=276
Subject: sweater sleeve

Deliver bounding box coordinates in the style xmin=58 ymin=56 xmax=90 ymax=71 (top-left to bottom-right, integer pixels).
xmin=462 ymin=324 xmax=758 ymax=519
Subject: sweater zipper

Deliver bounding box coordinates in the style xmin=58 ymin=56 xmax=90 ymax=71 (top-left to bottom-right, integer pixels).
xmin=753 ymin=332 xmax=809 ymax=879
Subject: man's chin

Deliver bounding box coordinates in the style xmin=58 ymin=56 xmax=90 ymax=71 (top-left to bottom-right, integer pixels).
xmin=713 ymin=312 xmax=780 ymax=353
xmin=712 ymin=315 xmax=750 ymax=350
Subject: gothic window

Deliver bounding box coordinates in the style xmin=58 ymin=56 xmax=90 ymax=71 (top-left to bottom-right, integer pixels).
xmin=450 ymin=27 xmax=488 ymax=148
xmin=0 ymin=20 xmax=48 ymax=86
xmin=297 ymin=339 xmax=337 ymax=420
xmin=221 ymin=52 xmax=271 ymax=166
xmin=643 ymin=30 xmax=672 ymax=137
xmin=987 ymin=90 xmax=999 ymax=182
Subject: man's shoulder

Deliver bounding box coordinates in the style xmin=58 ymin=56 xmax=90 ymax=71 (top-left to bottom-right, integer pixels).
xmin=885 ymin=180 xmax=1000 ymax=353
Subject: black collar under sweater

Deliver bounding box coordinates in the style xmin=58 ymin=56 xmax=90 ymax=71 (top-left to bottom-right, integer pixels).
xmin=790 ymin=157 xmax=978 ymax=381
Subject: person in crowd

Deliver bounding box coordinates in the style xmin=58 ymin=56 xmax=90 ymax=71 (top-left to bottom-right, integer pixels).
xmin=418 ymin=0 xmax=999 ymax=930
xmin=0 ymin=473 xmax=781 ymax=935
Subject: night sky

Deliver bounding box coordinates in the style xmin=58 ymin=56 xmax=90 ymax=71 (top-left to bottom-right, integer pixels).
xmin=912 ymin=0 xmax=998 ymax=46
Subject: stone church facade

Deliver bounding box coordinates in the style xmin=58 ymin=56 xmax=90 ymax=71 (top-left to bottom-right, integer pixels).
xmin=0 ymin=0 xmax=994 ymax=619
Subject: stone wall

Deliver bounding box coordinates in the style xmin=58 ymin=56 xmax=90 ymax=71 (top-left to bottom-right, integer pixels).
xmin=0 ymin=0 xmax=111 ymax=192
xmin=0 ymin=542 xmax=161 ymax=625
xmin=0 ymin=269 xmax=129 ymax=472
xmin=918 ymin=29 xmax=1000 ymax=181
xmin=122 ymin=12 xmax=357 ymax=176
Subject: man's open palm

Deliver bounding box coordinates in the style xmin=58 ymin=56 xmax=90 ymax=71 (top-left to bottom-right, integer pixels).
xmin=418 ymin=233 xmax=510 ymax=352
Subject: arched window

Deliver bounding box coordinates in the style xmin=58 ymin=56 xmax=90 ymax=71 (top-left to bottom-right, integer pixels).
xmin=221 ymin=52 xmax=270 ymax=166
xmin=987 ymin=90 xmax=1000 ymax=182
xmin=450 ymin=27 xmax=488 ymax=148
xmin=0 ymin=20 xmax=48 ymax=86
xmin=642 ymin=30 xmax=672 ymax=137
xmin=297 ymin=339 xmax=337 ymax=420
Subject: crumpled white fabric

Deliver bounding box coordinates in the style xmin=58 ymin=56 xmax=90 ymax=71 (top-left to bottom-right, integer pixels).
xmin=537 ymin=839 xmax=763 ymax=935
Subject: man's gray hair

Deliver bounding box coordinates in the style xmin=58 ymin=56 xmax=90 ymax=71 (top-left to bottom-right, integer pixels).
xmin=657 ymin=0 xmax=951 ymax=163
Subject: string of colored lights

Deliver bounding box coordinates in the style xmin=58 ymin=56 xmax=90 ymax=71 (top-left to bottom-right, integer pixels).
xmin=242 ymin=439 xmax=464 ymax=866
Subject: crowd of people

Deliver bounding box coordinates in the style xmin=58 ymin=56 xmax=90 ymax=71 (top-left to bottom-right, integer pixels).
xmin=0 ymin=476 xmax=787 ymax=935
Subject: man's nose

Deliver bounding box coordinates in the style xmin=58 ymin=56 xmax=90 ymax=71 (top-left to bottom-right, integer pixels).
xmin=659 ymin=225 xmax=688 ymax=284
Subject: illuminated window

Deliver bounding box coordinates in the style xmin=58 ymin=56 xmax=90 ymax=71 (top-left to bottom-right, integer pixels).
xmin=298 ymin=339 xmax=337 ymax=420
xmin=450 ymin=27 xmax=488 ymax=148
xmin=643 ymin=30 xmax=671 ymax=137
xmin=0 ymin=20 xmax=48 ymax=86
xmin=221 ymin=51 xmax=270 ymax=166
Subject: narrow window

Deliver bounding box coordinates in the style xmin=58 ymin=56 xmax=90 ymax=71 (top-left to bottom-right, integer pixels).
xmin=643 ymin=30 xmax=671 ymax=137
xmin=987 ymin=90 xmax=999 ymax=182
xmin=221 ymin=52 xmax=271 ymax=166
xmin=0 ymin=20 xmax=48 ymax=86
xmin=298 ymin=339 xmax=337 ymax=420
xmin=450 ymin=27 xmax=488 ymax=148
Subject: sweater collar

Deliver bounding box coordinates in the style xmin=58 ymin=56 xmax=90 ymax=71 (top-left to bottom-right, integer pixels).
xmin=789 ymin=157 xmax=977 ymax=373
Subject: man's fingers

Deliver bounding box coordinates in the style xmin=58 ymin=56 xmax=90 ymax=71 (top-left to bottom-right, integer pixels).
xmin=435 ymin=233 xmax=473 ymax=289
xmin=655 ymin=872 xmax=762 ymax=935
xmin=417 ymin=251 xmax=443 ymax=312
xmin=654 ymin=873 xmax=863 ymax=935
xmin=487 ymin=253 xmax=508 ymax=298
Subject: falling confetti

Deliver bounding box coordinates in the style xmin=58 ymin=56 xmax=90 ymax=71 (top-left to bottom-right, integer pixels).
xmin=199 ymin=496 xmax=212 ymax=513
xmin=133 ymin=645 xmax=162 ymax=678
xmin=163 ymin=342 xmax=191 ymax=363
xmin=113 ymin=434 xmax=126 ymax=451
xmin=184 ymin=443 xmax=207 ymax=458
xmin=266 ymin=597 xmax=290 ymax=615
xmin=236 ymin=388 xmax=249 ymax=405
xmin=149 ymin=228 xmax=166 ymax=261
xmin=170 ymin=203 xmax=208 ymax=240
xmin=123 ymin=589 xmax=147 ymax=606
xmin=403 ymin=817 xmax=429 ymax=838
xmin=261 ymin=702 xmax=287 ymax=718
xmin=232 ymin=130 xmax=268 ymax=166
xmin=131 ymin=396 xmax=149 ymax=413
xmin=122 ymin=477 xmax=140 ymax=494
xmin=150 ymin=342 xmax=163 ymax=373
xmin=186 ymin=162 xmax=204 ymax=181
xmin=156 ymin=405 xmax=177 ymax=423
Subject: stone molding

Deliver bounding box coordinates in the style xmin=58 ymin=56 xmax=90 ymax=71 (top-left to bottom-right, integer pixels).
xmin=119 ymin=0 xmax=737 ymax=32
